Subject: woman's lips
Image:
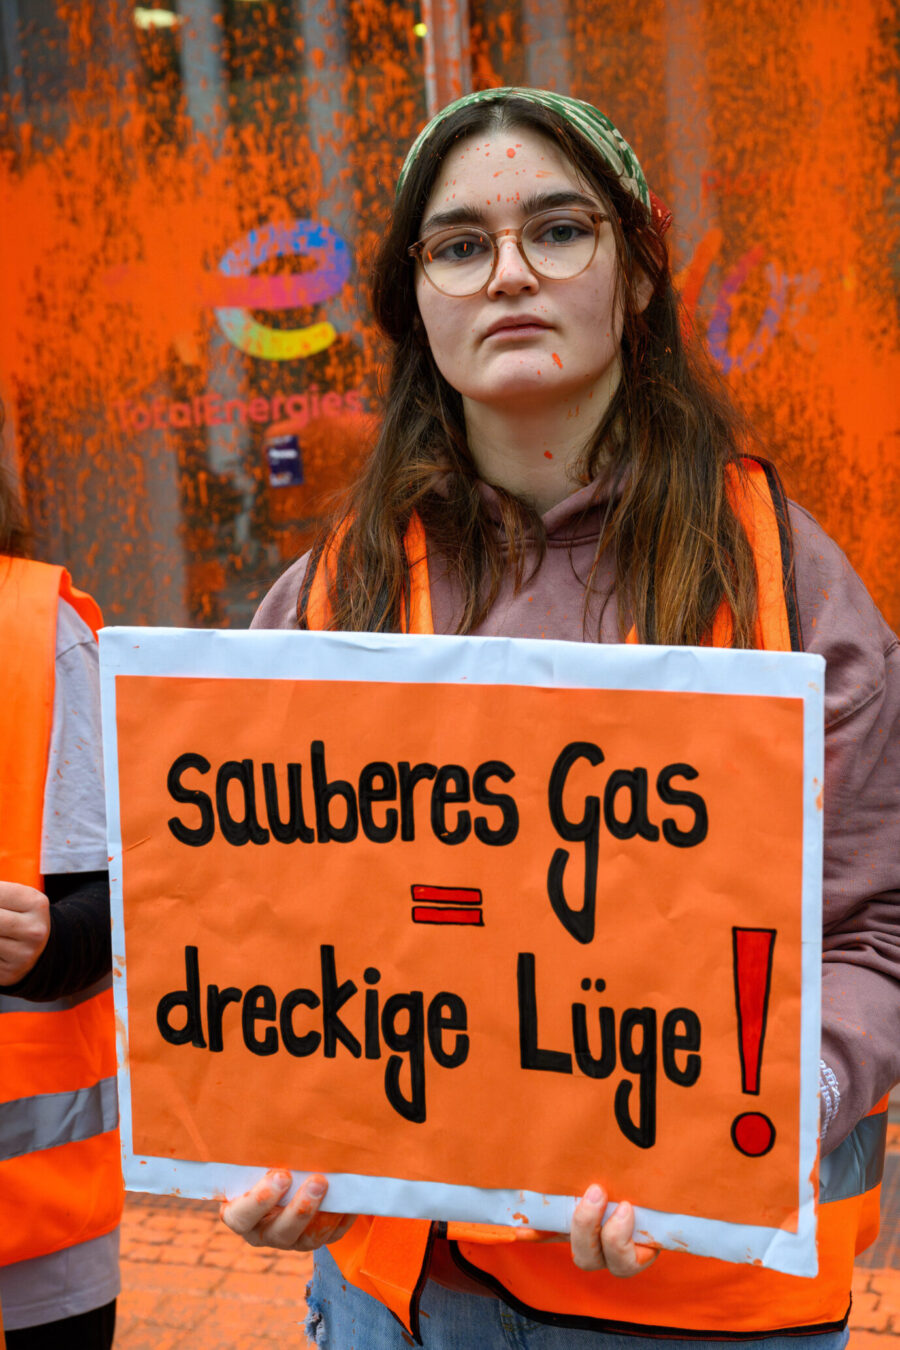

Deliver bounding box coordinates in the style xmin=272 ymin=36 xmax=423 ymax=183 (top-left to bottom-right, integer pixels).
xmin=483 ymin=320 xmax=551 ymax=340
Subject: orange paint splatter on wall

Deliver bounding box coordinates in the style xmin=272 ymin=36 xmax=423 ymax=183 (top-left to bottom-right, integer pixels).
xmin=470 ymin=0 xmax=899 ymax=629
xmin=0 ymin=0 xmax=896 ymax=632
xmin=0 ymin=0 xmax=425 ymax=624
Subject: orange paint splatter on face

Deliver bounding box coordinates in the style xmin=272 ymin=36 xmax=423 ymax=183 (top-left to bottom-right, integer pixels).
xmin=506 ymin=147 xmax=516 ymax=158
xmin=551 ymin=352 xmax=563 ymax=368
xmin=544 ymin=450 xmax=553 ymax=459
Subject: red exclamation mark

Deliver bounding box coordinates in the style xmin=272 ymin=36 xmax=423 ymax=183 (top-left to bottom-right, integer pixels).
xmin=731 ymin=927 xmax=777 ymax=1157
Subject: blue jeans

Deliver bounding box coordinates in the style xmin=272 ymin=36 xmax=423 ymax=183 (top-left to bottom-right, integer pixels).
xmin=305 ymin=1248 xmax=851 ymax=1349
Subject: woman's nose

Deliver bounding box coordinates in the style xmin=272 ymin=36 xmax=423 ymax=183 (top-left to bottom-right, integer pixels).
xmin=486 ymin=237 xmax=540 ymax=296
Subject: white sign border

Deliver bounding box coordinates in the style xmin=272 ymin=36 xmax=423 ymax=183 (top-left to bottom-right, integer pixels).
xmin=100 ymin=626 xmax=825 ymax=1278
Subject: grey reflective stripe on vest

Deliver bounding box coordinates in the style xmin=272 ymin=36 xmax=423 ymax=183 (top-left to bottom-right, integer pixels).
xmin=0 ymin=1074 xmax=118 ymax=1163
xmin=0 ymin=971 xmax=113 ymax=1015
xmin=820 ymin=1110 xmax=888 ymax=1204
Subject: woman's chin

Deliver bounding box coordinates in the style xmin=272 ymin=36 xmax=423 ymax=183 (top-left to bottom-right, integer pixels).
xmin=464 ymin=369 xmax=582 ymax=408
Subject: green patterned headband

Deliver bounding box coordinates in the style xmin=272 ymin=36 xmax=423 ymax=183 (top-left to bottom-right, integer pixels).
xmin=396 ymin=86 xmax=652 ymax=215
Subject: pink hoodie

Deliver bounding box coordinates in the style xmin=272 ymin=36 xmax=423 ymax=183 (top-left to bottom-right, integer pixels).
xmin=252 ymin=478 xmax=900 ymax=1155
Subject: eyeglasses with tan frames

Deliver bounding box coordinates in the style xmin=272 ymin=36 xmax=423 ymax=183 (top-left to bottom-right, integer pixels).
xmin=409 ymin=207 xmax=608 ymax=297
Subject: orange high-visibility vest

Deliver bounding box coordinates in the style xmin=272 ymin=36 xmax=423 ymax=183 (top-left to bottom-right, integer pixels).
xmin=0 ymin=558 xmax=123 ymax=1267
xmin=305 ymin=459 xmax=885 ymax=1342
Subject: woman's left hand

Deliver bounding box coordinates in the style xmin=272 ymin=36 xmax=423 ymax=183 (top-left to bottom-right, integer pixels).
xmin=569 ymin=1184 xmax=659 ymax=1276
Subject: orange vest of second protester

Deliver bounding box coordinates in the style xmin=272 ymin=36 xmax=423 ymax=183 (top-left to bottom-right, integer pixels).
xmin=0 ymin=559 xmax=123 ymax=1267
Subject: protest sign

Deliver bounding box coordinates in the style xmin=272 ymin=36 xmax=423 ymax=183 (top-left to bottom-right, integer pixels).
xmin=101 ymin=628 xmax=824 ymax=1274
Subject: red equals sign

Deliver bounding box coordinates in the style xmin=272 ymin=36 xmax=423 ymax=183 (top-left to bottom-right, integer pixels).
xmin=411 ymin=885 xmax=484 ymax=926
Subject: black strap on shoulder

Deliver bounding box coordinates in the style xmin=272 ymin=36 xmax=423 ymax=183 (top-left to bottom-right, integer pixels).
xmin=296 ymin=535 xmax=328 ymax=630
xmin=742 ymin=455 xmax=804 ymax=653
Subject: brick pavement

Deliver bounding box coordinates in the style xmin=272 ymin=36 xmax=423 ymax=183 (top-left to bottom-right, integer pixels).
xmin=848 ymin=1124 xmax=900 ymax=1345
xmin=115 ymin=1193 xmax=312 ymax=1349
xmin=115 ymin=1125 xmax=900 ymax=1348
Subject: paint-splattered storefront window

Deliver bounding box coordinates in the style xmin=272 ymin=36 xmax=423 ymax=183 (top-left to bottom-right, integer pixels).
xmin=468 ymin=0 xmax=900 ymax=627
xmin=1 ymin=0 xmax=426 ymax=624
xmin=1 ymin=0 xmax=897 ymax=628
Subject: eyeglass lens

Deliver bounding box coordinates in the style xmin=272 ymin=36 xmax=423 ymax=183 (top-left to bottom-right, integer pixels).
xmin=421 ymin=211 xmax=599 ymax=296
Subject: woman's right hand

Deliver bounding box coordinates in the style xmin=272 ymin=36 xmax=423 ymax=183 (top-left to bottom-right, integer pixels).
xmin=220 ymin=1170 xmax=357 ymax=1252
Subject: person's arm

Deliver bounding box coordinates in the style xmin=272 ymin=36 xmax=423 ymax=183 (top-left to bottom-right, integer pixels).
xmin=0 ymin=597 xmax=112 ymax=1002
xmin=791 ymin=504 xmax=900 ymax=1153
xmin=0 ymin=870 xmax=110 ymax=999
xmin=250 ymin=554 xmax=310 ymax=629
xmin=818 ymin=639 xmax=900 ymax=1151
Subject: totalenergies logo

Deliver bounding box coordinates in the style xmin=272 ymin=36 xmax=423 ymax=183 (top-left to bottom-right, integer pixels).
xmin=215 ymin=220 xmax=350 ymax=361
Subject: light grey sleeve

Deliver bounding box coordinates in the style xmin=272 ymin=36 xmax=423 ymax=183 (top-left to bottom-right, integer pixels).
xmin=39 ymin=598 xmax=108 ymax=875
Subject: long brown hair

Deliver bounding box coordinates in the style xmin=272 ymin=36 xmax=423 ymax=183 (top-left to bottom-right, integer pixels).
xmin=301 ymin=95 xmax=759 ymax=646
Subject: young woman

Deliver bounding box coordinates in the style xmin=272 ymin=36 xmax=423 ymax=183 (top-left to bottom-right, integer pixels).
xmin=224 ymin=88 xmax=900 ymax=1347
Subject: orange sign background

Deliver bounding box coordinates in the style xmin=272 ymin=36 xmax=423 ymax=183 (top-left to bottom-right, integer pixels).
xmin=116 ymin=671 xmax=807 ymax=1231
